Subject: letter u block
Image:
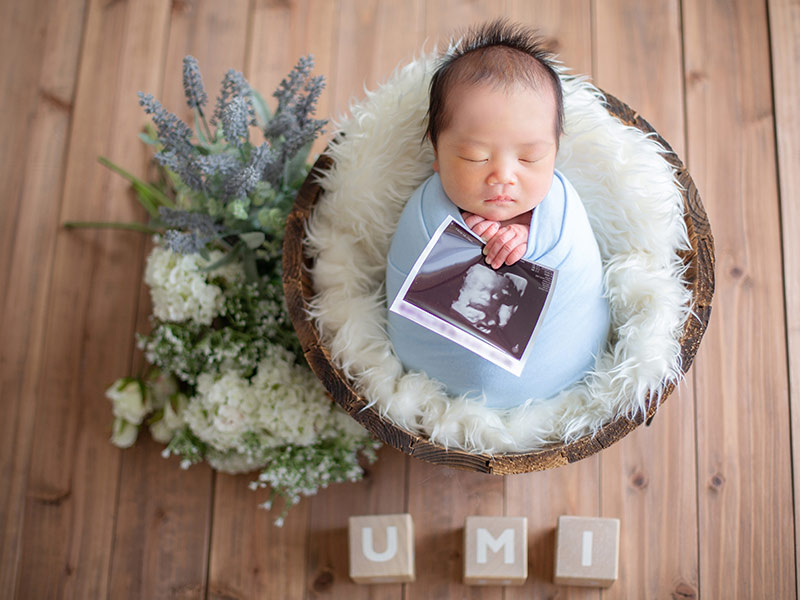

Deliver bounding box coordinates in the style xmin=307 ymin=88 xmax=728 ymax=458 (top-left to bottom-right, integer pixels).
xmin=553 ymin=515 xmax=620 ymax=587
xmin=463 ymin=516 xmax=528 ymax=585
xmin=348 ymin=514 xmax=415 ymax=583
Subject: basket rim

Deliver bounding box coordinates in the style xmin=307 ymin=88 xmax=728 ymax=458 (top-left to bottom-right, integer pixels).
xmin=282 ymin=89 xmax=715 ymax=475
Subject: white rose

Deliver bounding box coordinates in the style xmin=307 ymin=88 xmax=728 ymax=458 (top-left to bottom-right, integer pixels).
xmin=149 ymin=419 xmax=172 ymax=444
xmin=148 ymin=370 xmax=179 ymax=409
xmin=106 ymin=378 xmax=151 ymax=425
xmin=111 ymin=417 xmax=139 ymax=448
xmin=149 ymin=392 xmax=188 ymax=444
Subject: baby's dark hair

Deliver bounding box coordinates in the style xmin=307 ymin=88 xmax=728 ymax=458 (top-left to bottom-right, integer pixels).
xmin=426 ymin=20 xmax=564 ymax=148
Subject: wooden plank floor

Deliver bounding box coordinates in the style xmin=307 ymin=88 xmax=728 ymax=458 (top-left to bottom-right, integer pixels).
xmin=1 ymin=0 xmax=798 ymax=597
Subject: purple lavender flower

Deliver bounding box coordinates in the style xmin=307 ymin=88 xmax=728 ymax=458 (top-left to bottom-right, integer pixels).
xmin=182 ymin=56 xmax=208 ymax=111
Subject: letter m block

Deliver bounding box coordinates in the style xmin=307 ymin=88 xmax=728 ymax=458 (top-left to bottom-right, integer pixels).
xmin=349 ymin=514 xmax=415 ymax=583
xmin=464 ymin=516 xmax=528 ymax=585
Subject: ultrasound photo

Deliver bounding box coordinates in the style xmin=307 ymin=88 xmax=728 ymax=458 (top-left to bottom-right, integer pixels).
xmin=390 ymin=217 xmax=557 ymax=376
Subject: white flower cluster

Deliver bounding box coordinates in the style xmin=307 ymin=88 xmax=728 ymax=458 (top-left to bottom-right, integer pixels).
xmin=144 ymin=243 xmax=244 ymax=326
xmin=183 ymin=344 xmax=338 ymax=471
xmin=106 ymin=369 xmax=186 ymax=448
xmin=106 ymin=379 xmax=151 ymax=448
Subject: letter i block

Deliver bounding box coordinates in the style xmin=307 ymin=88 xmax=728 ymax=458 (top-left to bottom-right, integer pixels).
xmin=348 ymin=514 xmax=415 ymax=583
xmin=463 ymin=516 xmax=528 ymax=585
xmin=554 ymin=515 xmax=620 ymax=587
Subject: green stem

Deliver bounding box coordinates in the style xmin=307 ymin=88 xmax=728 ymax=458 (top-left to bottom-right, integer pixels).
xmin=197 ymin=107 xmax=214 ymax=142
xmin=63 ymin=221 xmax=161 ymax=234
xmin=98 ymin=156 xmax=175 ymax=211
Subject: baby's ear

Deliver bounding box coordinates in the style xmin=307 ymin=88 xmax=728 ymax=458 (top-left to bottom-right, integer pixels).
xmin=433 ymin=157 xmax=439 ymax=173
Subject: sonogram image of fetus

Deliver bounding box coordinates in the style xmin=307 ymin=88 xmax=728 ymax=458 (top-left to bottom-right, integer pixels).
xmin=450 ymin=264 xmax=527 ymax=337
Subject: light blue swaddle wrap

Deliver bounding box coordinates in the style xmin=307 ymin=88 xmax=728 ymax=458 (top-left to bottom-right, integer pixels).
xmin=386 ymin=171 xmax=610 ymax=409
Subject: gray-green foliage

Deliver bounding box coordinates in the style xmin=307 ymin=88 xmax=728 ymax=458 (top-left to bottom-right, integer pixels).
xmin=137 ymin=55 xmax=327 ymax=264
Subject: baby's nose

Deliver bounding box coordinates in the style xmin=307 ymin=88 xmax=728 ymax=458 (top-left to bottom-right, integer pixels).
xmin=487 ymin=159 xmax=516 ymax=185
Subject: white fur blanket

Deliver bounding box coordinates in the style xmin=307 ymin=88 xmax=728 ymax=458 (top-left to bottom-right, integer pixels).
xmin=304 ymin=54 xmax=691 ymax=453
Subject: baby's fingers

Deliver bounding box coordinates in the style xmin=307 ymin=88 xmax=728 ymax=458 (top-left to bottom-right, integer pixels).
xmin=465 ymin=216 xmax=500 ymax=240
xmin=483 ymin=228 xmax=517 ymax=267
xmin=504 ymin=242 xmax=527 ymax=266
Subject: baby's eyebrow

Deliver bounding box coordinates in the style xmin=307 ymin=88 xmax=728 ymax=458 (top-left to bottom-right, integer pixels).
xmin=518 ymin=140 xmax=554 ymax=149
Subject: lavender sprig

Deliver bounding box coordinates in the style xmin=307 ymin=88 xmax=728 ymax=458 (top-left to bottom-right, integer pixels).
xmin=213 ymin=69 xmax=255 ymax=127
xmin=182 ymin=56 xmax=208 ymax=111
xmin=138 ymin=92 xmax=205 ymax=193
xmin=264 ymin=57 xmax=327 ymax=170
xmin=158 ymin=207 xmax=223 ymax=254
xmin=221 ymin=95 xmax=250 ymax=148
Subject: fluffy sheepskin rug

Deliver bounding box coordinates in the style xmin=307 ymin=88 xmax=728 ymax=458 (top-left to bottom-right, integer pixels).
xmin=304 ymin=53 xmax=691 ymax=453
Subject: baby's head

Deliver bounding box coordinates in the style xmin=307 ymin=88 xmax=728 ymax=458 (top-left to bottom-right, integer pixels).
xmin=427 ymin=21 xmax=564 ymax=223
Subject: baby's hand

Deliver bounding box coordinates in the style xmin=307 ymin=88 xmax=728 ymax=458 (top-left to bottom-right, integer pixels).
xmin=482 ymin=223 xmax=529 ymax=269
xmin=463 ymin=212 xmax=500 ymax=241
xmin=463 ymin=212 xmax=528 ymax=269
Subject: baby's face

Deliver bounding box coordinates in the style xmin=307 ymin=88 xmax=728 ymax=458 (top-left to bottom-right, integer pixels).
xmin=433 ymin=82 xmax=558 ymax=224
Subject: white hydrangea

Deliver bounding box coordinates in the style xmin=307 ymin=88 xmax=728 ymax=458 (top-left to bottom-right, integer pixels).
xmin=252 ymin=345 xmax=332 ymax=446
xmin=183 ymin=344 xmax=335 ymax=460
xmin=144 ymin=243 xmax=244 ymax=326
xmin=184 ymin=370 xmax=260 ymax=452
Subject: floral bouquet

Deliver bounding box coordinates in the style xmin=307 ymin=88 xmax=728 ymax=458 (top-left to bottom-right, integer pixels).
xmin=70 ymin=56 xmax=379 ymax=524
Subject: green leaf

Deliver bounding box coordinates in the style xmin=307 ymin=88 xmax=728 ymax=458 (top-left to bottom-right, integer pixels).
xmin=138 ymin=132 xmax=159 ymax=146
xmin=98 ymin=156 xmax=175 ymax=214
xmin=194 ymin=110 xmax=211 ymax=147
xmin=284 ymin=141 xmax=313 ymax=185
xmin=63 ymin=220 xmax=162 ymax=234
xmin=252 ymin=89 xmax=272 ymax=128
xmin=199 ymin=243 xmax=241 ymax=272
xmin=240 ymin=231 xmax=265 ymax=249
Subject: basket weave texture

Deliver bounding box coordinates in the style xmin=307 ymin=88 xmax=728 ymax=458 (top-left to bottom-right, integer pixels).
xmin=282 ymin=91 xmax=715 ymax=475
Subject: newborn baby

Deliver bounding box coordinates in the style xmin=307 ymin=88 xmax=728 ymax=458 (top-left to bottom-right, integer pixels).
xmin=386 ymin=21 xmax=610 ymax=408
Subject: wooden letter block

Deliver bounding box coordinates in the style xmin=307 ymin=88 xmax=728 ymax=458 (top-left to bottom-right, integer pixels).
xmin=554 ymin=515 xmax=620 ymax=587
xmin=349 ymin=514 xmax=415 ymax=583
xmin=463 ymin=516 xmax=528 ymax=585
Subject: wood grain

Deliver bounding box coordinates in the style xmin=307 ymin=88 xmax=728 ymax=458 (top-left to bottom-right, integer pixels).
xmin=17 ymin=0 xmax=171 ymax=597
xmin=684 ymin=0 xmax=795 ymax=597
xmin=0 ymin=0 xmax=87 ymax=595
xmin=247 ymin=0 xmax=340 ymax=158
xmin=208 ymin=472 xmax=311 ymax=600
xmin=108 ymin=441 xmax=214 ymax=599
xmin=508 ymin=0 xmax=593 ymax=76
xmin=768 ymin=0 xmax=800 ymax=595
xmin=594 ymin=2 xmax=700 ymax=599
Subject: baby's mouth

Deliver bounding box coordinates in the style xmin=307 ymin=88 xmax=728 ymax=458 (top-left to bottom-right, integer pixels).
xmin=486 ymin=195 xmax=514 ymax=203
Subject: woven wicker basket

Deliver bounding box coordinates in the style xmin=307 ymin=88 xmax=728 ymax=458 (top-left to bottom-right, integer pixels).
xmin=283 ymin=91 xmax=715 ymax=475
